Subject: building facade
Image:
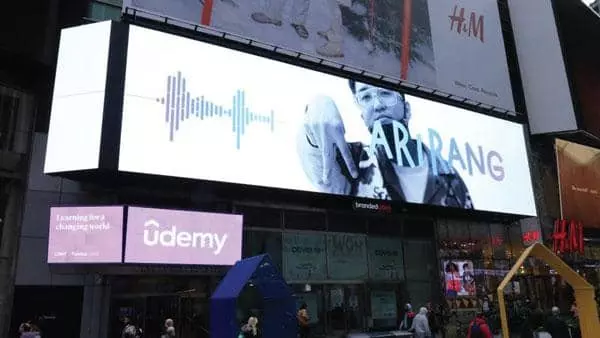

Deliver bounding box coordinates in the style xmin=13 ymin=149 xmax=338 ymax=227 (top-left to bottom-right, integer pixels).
xmin=510 ymin=0 xmax=600 ymax=316
xmin=0 ymin=1 xmax=559 ymax=338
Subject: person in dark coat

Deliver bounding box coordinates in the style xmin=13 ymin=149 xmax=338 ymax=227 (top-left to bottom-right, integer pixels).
xmin=399 ymin=303 xmax=416 ymax=331
xmin=545 ymin=307 xmax=570 ymax=338
xmin=426 ymin=302 xmax=440 ymax=337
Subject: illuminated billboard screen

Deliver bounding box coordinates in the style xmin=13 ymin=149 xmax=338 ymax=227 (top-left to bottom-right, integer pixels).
xmin=556 ymin=139 xmax=600 ymax=228
xmin=48 ymin=206 xmax=125 ymax=263
xmin=44 ymin=22 xmax=113 ymax=174
xmin=123 ymin=0 xmax=515 ymax=112
xmin=117 ymin=25 xmax=536 ymax=216
xmin=443 ymin=260 xmax=476 ymax=298
xmin=124 ymin=207 xmax=243 ymax=265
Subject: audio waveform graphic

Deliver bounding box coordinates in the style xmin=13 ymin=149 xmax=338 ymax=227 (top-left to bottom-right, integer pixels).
xmin=159 ymin=71 xmax=275 ymax=149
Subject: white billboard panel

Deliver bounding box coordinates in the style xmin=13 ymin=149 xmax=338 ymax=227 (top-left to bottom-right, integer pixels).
xmin=117 ymin=26 xmax=536 ymax=216
xmin=44 ymin=21 xmax=112 ymax=174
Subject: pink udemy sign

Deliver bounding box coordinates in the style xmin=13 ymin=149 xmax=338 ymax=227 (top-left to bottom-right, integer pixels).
xmin=48 ymin=206 xmax=125 ymax=263
xmin=124 ymin=207 xmax=243 ymax=265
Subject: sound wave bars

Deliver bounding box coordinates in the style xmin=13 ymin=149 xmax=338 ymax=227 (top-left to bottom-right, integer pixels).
xmin=160 ymin=71 xmax=275 ymax=149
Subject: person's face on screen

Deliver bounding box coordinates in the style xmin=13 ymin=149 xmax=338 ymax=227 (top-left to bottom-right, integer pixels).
xmin=353 ymin=82 xmax=408 ymax=130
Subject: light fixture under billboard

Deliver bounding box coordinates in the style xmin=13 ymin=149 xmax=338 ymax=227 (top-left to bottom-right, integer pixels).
xmin=124 ymin=207 xmax=243 ymax=265
xmin=117 ymin=25 xmax=535 ymax=216
xmin=48 ymin=206 xmax=125 ymax=264
xmin=123 ymin=0 xmax=515 ymax=112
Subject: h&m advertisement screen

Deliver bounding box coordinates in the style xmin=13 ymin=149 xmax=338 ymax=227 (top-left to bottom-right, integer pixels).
xmin=123 ymin=0 xmax=515 ymax=112
xmin=118 ymin=25 xmax=536 ymax=216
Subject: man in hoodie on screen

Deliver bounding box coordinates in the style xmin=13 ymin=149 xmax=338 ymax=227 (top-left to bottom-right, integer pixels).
xmin=297 ymin=80 xmax=473 ymax=208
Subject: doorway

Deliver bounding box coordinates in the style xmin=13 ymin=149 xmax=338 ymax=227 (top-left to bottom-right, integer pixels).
xmin=110 ymin=294 xmax=210 ymax=338
xmin=109 ymin=276 xmax=215 ymax=338
xmin=10 ymin=286 xmax=84 ymax=338
xmin=326 ymin=284 xmax=366 ymax=335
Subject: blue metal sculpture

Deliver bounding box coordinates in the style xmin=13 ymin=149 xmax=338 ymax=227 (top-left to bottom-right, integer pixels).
xmin=210 ymin=254 xmax=296 ymax=338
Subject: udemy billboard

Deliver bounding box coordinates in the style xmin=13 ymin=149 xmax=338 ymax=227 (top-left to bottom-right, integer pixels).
xmin=124 ymin=207 xmax=243 ymax=265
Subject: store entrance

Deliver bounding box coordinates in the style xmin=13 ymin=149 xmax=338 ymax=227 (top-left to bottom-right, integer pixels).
xmin=327 ymin=284 xmax=365 ymax=335
xmin=109 ymin=275 xmax=217 ymax=338
xmin=110 ymin=294 xmax=210 ymax=338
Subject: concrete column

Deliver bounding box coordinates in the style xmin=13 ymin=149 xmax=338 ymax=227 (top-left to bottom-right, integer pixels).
xmin=0 ymin=179 xmax=25 ymax=338
xmin=42 ymin=0 xmax=60 ymax=66
xmin=79 ymin=275 xmax=111 ymax=338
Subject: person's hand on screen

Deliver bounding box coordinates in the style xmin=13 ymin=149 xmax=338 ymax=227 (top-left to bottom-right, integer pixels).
xmin=298 ymin=95 xmax=358 ymax=194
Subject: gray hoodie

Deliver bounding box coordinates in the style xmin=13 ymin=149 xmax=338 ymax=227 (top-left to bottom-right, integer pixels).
xmin=410 ymin=307 xmax=432 ymax=338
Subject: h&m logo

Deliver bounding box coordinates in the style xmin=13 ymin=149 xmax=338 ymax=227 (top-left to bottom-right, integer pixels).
xmin=552 ymin=219 xmax=584 ymax=255
xmin=449 ymin=4 xmax=485 ymax=43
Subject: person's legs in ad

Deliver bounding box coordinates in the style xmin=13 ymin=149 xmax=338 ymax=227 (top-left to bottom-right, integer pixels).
xmin=289 ymin=0 xmax=310 ymax=38
xmin=251 ymin=0 xmax=285 ymax=26
xmin=316 ymin=0 xmax=344 ymax=57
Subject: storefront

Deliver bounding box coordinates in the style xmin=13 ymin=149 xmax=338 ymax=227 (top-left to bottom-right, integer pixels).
xmin=240 ymin=206 xmax=437 ymax=335
xmin=33 ymin=197 xmax=532 ymax=338
xmin=582 ymin=239 xmax=600 ymax=290
xmin=107 ymin=274 xmax=219 ymax=338
xmin=554 ymin=139 xmax=600 ymax=309
xmin=236 ymin=205 xmax=539 ymax=337
xmin=39 ymin=203 xmax=241 ymax=338
xmin=32 ymin=14 xmax=538 ymax=338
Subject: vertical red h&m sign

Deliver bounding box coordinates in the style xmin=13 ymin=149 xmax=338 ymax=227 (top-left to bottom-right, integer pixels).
xmin=552 ymin=219 xmax=584 ymax=255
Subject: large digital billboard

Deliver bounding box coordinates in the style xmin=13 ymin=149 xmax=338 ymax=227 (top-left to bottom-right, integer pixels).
xmin=44 ymin=21 xmax=113 ymax=173
xmin=123 ymin=0 xmax=515 ymax=112
xmin=556 ymin=139 xmax=600 ymax=228
xmin=510 ymin=0 xmax=600 ymax=137
xmin=118 ymin=25 xmax=536 ymax=216
xmin=508 ymin=0 xmax=578 ymax=135
xmin=48 ymin=206 xmax=125 ymax=263
xmin=124 ymin=207 xmax=243 ymax=265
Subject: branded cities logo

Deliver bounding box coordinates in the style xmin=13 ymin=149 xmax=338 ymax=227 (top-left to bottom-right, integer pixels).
xmin=142 ymin=219 xmax=228 ymax=255
xmin=158 ymin=71 xmax=276 ymax=149
xmin=353 ymin=201 xmax=392 ymax=213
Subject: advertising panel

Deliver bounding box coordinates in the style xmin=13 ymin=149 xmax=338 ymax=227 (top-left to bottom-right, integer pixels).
xmin=367 ymin=237 xmax=404 ymax=280
xmin=124 ymin=207 xmax=243 ymax=265
xmin=326 ymin=233 xmax=368 ymax=279
xmin=119 ymin=26 xmax=536 ymax=216
xmin=370 ymin=290 xmax=397 ymax=320
xmin=554 ymin=0 xmax=600 ymax=139
xmin=44 ymin=21 xmax=113 ymax=174
xmin=507 ymin=0 xmax=578 ymax=135
xmin=48 ymin=206 xmax=124 ymax=263
xmin=442 ymin=259 xmax=475 ymax=297
xmin=556 ymin=139 xmax=600 ymax=228
xmin=282 ymin=232 xmax=327 ymax=281
xmin=123 ymin=0 xmax=514 ymax=111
